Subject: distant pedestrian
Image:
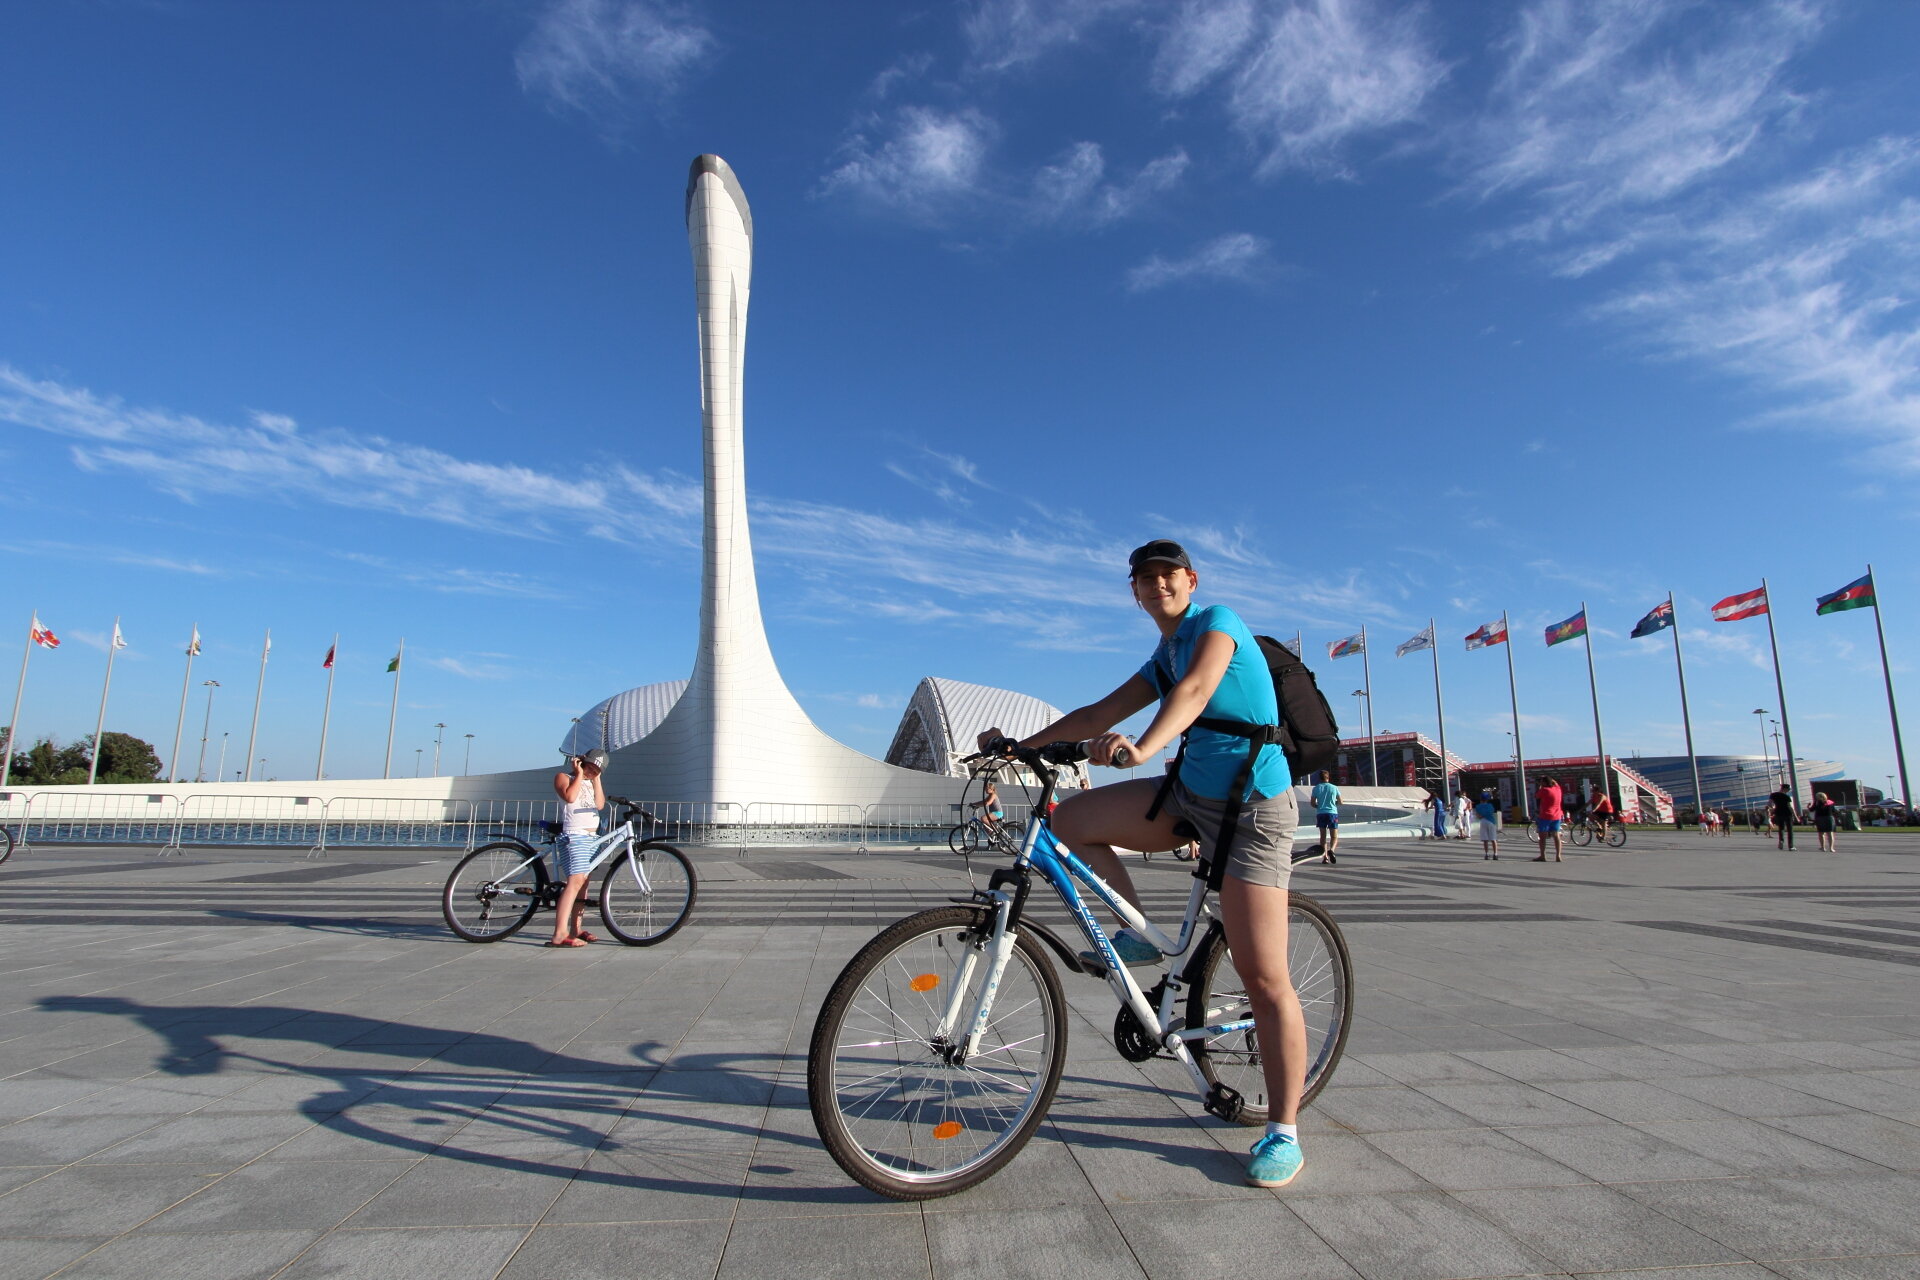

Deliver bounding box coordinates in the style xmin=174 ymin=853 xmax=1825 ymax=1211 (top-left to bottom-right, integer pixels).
xmin=1696 ymin=808 xmax=1713 ymax=834
xmin=1310 ymin=772 xmax=1340 ymax=865
xmin=1533 ymin=777 xmax=1565 ymax=862
xmin=1769 ymin=785 xmax=1798 ymax=851
xmin=1474 ymin=790 xmax=1500 ymax=859
xmin=1424 ymin=789 xmax=1447 ymax=839
xmin=1451 ymin=791 xmax=1472 ymax=841
xmin=1809 ymin=791 xmax=1839 ymax=852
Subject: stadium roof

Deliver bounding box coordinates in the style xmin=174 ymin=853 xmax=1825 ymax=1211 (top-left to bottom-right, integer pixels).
xmin=885 ymin=677 xmax=1066 ymax=777
xmin=560 ymin=680 xmax=689 ymax=758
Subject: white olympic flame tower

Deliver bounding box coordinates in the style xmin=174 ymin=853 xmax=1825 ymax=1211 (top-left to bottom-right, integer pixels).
xmin=599 ymin=156 xmax=955 ymax=806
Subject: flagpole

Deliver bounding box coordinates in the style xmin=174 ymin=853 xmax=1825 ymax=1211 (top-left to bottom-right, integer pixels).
xmin=1761 ymin=578 xmax=1800 ymax=805
xmin=86 ymin=616 xmax=122 ymax=785
xmin=316 ymin=633 xmax=337 ymax=780
xmin=244 ymin=628 xmax=269 ymax=783
xmin=1581 ymin=601 xmax=1610 ymax=805
xmin=169 ymin=626 xmax=196 ymax=784
xmin=2 ymin=619 xmax=32 ymax=789
xmin=383 ymin=638 xmax=404 ymax=780
xmin=1428 ymin=618 xmax=1451 ymax=803
xmin=1503 ymin=610 xmax=1529 ymax=819
xmin=1360 ymin=625 xmax=1377 ymax=785
xmin=1865 ymin=565 xmax=1912 ymax=818
xmin=1666 ymin=593 xmax=1703 ymax=818
xmin=1293 ymin=630 xmax=1303 ymax=659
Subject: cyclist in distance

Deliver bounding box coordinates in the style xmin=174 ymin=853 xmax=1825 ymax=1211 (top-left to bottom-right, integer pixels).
xmin=971 ymin=777 xmax=1005 ymax=832
xmin=977 ymin=539 xmax=1307 ymax=1189
xmin=1588 ymin=787 xmax=1616 ymax=842
xmin=548 ymin=747 xmax=608 ymax=947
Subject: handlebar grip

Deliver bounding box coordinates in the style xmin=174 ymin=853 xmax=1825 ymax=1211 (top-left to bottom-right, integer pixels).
xmin=1110 ymin=746 xmax=1133 ymax=768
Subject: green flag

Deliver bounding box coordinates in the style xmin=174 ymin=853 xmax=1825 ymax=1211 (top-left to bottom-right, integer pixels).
xmin=1815 ymin=574 xmax=1875 ymax=616
xmin=386 ymin=652 xmax=401 ymax=673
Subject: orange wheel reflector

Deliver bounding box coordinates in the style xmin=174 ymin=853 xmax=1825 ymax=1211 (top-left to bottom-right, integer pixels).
xmin=908 ymin=973 xmax=940 ymax=992
xmin=932 ymin=1121 xmax=963 ymax=1140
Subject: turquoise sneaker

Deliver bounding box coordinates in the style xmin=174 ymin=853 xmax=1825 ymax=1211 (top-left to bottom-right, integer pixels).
xmin=1078 ymin=927 xmax=1161 ymax=972
xmin=1246 ymin=1132 xmax=1303 ymax=1188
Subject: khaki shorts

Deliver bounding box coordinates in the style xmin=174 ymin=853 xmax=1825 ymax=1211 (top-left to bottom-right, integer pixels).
xmin=1162 ymin=781 xmax=1298 ymax=890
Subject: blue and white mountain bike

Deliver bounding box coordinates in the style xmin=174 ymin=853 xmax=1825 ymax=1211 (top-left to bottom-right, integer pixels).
xmin=807 ymin=740 xmax=1352 ymax=1200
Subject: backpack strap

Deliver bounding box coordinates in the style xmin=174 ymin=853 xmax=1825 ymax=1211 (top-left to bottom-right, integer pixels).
xmin=1143 ymin=658 xmax=1180 ymax=821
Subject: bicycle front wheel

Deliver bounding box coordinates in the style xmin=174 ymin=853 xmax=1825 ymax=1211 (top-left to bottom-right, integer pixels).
xmin=1186 ymin=893 xmax=1353 ymax=1123
xmin=442 ymin=842 xmax=544 ymax=942
xmin=1569 ymin=822 xmax=1594 ymax=847
xmin=808 ymin=906 xmax=1067 ymax=1200
xmin=948 ymin=824 xmax=972 ymax=856
xmin=1606 ymin=825 xmax=1627 ymax=848
xmin=0 ymin=824 xmax=14 ymax=865
xmin=598 ymin=841 xmax=698 ymax=945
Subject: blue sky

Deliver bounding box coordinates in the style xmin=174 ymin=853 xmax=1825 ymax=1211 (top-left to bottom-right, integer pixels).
xmin=3 ymin=0 xmax=1916 ymax=788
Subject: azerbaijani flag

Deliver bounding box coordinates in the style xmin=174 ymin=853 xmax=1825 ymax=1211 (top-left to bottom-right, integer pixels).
xmin=1816 ymin=574 xmax=1875 ymax=616
xmin=1464 ymin=619 xmax=1507 ymax=650
xmin=29 ymin=614 xmax=59 ymax=649
xmin=322 ymin=644 xmax=336 ymax=669
xmin=1327 ymin=632 xmax=1365 ymax=659
xmin=1712 ymin=586 xmax=1769 ymax=621
xmin=1545 ymin=610 xmax=1587 ymax=647
xmin=1630 ymin=601 xmax=1674 ymax=638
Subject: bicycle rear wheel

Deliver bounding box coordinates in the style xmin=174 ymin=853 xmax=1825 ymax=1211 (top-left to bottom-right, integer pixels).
xmin=1185 ymin=893 xmax=1353 ymax=1123
xmin=598 ymin=841 xmax=698 ymax=945
xmin=0 ymin=824 xmax=14 ymax=865
xmin=1569 ymin=822 xmax=1594 ymax=847
xmin=1605 ymin=825 xmax=1627 ymax=848
xmin=442 ymin=842 xmax=545 ymax=942
xmin=808 ymin=906 xmax=1067 ymax=1200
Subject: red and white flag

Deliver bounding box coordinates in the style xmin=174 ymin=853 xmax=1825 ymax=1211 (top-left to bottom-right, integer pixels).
xmin=322 ymin=644 xmax=335 ymax=669
xmin=1712 ymin=586 xmax=1769 ymax=622
xmin=1464 ymin=619 xmax=1507 ymax=650
xmin=29 ymin=614 xmax=60 ymax=649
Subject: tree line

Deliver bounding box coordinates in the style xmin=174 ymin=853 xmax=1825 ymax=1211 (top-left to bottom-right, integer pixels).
xmin=0 ymin=729 xmax=163 ymax=785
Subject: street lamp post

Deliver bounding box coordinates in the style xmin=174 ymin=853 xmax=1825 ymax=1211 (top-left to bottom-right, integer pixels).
xmin=216 ymin=732 xmax=229 ymax=783
xmin=414 ymin=748 xmax=423 ymax=778
xmin=1350 ymin=689 xmax=1369 ymax=784
xmin=463 ymin=733 xmax=474 ymax=775
xmin=194 ymin=680 xmax=220 ymax=783
xmin=258 ymin=758 xmax=267 ymax=781
xmin=1736 ymin=763 xmax=1753 ymax=832
xmin=432 ymin=723 xmax=446 ymax=777
xmin=1770 ymin=721 xmax=1786 ymax=790
xmin=1753 ymin=708 xmax=1771 ymax=781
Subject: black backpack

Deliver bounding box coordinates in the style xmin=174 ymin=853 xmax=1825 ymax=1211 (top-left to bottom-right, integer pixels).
xmin=1146 ymin=634 xmax=1341 ymax=887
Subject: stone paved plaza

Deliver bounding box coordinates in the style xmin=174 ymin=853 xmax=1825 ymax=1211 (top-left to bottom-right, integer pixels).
xmin=2 ymin=828 xmax=1918 ymax=1279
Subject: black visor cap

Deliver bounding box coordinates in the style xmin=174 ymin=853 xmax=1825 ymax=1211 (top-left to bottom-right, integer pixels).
xmin=1128 ymin=539 xmax=1193 ymax=575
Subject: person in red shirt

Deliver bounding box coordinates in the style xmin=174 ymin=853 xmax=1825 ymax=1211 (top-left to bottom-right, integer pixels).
xmin=1589 ymin=789 xmax=1616 ymax=842
xmin=1534 ymin=777 xmax=1565 ymax=862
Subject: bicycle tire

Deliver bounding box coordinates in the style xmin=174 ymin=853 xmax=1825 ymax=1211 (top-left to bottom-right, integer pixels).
xmin=442 ymin=841 xmax=545 ymax=942
xmin=948 ymin=824 xmax=971 ymax=856
xmin=1569 ymin=822 xmax=1593 ymax=847
xmin=1185 ymin=893 xmax=1353 ymax=1123
xmin=598 ymin=841 xmax=698 ymax=946
xmin=808 ymin=905 xmax=1067 ymax=1201
xmin=0 ymin=825 xmax=13 ymax=865
xmin=1605 ymin=825 xmax=1627 ymax=848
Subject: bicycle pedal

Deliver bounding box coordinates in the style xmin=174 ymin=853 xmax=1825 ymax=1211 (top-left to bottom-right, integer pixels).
xmin=1204 ymin=1082 xmax=1245 ymax=1123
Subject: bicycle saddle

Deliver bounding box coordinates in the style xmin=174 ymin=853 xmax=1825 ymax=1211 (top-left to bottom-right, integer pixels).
xmin=538 ymin=820 xmax=562 ymax=836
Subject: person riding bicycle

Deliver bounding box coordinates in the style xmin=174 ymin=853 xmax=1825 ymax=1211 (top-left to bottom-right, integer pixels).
xmin=549 ymin=747 xmax=608 ymax=947
xmin=976 ymin=538 xmax=1307 ymax=1190
xmin=1588 ymin=789 xmax=1616 ymax=842
xmin=970 ymin=778 xmax=1005 ymax=830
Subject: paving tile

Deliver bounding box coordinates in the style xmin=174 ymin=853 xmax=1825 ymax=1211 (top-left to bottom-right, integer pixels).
xmin=1415 ymin=1081 xmax=1614 ymax=1127
xmin=1568 ymin=1267 xmax=1780 ymax=1280
xmin=1766 ymin=1256 xmax=1920 ymax=1279
xmin=1286 ymin=1189 xmax=1557 ymax=1280
xmin=1536 ymin=1080 xmax=1736 ymax=1124
xmin=1453 ymin=1183 xmax=1744 ymax=1272
xmin=497 ymin=1220 xmax=735 ymax=1280
xmin=1772 ymin=1072 xmax=1920 ymax=1116
xmin=1352 ymin=1051 xmax=1510 ymax=1087
xmin=0 ymin=1163 xmax=230 ymax=1235
xmin=1768 ymin=1171 xmax=1920 ymax=1249
xmin=52 ymin=1229 xmax=320 ymax=1280
xmin=924 ymin=1203 xmax=1146 ymax=1280
xmin=1631 ymin=1118 xmax=1883 ymax=1176
xmin=1496 ymin=1122 xmax=1737 ymax=1182
xmin=79 ymin=1110 xmax=318 ymax=1164
xmin=1308 ymin=1086 xmax=1483 ymax=1134
xmin=144 ymin=1158 xmax=414 ymax=1231
xmin=0 ymin=1114 xmax=167 ymax=1165
xmin=541 ymin=1148 xmax=749 ymax=1223
xmin=0 ymin=1235 xmax=112 ymax=1280
xmin=1113 ymin=1196 xmax=1362 ymax=1279
xmin=1763 ymin=1112 xmax=1920 ymax=1169
xmin=1364 ymin=1127 xmax=1591 ymax=1191
xmin=1614 ymin=1176 xmax=1917 ymax=1260
xmin=1261 ymin=1131 xmax=1433 ymax=1197
xmin=718 ymin=1212 xmax=932 ymax=1280
xmin=1456 ymin=1046 xmax=1623 ymax=1083
xmin=279 ymin=1225 xmax=526 ymax=1279
xmin=344 ymin=1149 xmax=584 ymax=1226
xmin=1652 ymin=1072 xmax=1861 ymax=1119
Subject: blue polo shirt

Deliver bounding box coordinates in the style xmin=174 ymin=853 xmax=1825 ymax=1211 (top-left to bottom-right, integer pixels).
xmin=1139 ymin=604 xmax=1290 ymax=802
xmin=1311 ymin=782 xmax=1340 ymax=814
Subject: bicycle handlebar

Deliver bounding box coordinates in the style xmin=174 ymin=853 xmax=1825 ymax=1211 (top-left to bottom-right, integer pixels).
xmin=966 ymin=738 xmax=1129 ymax=770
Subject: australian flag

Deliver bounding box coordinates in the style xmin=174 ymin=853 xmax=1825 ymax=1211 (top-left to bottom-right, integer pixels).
xmin=1630 ymin=601 xmax=1674 ymax=638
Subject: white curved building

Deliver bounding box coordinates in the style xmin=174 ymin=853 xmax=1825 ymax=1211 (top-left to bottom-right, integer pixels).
xmin=559 ymin=680 xmax=688 ymax=758
xmin=885 ymin=678 xmax=1068 ymax=778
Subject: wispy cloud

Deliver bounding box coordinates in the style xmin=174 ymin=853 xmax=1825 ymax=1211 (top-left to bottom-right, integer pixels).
xmin=1 ymin=365 xmax=1399 ymax=641
xmin=1126 ymin=232 xmax=1276 ymax=291
xmin=424 ymin=655 xmax=514 ymax=681
xmin=885 ymin=447 xmax=997 ymax=507
xmin=515 ymin=0 xmax=716 ymax=130
xmin=819 ymin=106 xmax=995 ymax=220
xmin=1029 ymin=142 xmax=1189 ymax=225
xmin=1156 ymin=0 xmax=1447 ymax=177
xmin=0 ymin=538 xmax=221 ymax=577
xmin=963 ymin=0 xmax=1143 ymax=71
xmin=332 ymin=553 xmax=565 ymax=601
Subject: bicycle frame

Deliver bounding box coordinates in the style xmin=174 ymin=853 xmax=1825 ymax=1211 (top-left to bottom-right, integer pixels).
xmin=939 ymin=755 xmax=1254 ymax=1107
xmin=489 ymin=818 xmax=652 ymax=895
